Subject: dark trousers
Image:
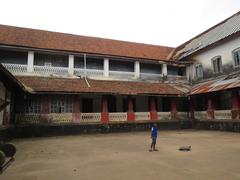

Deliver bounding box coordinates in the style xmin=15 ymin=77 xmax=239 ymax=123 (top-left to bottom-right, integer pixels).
xmin=150 ymin=137 xmax=157 ymax=150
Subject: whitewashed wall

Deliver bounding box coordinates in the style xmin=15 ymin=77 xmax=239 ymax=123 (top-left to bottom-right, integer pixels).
xmin=188 ymin=37 xmax=240 ymax=80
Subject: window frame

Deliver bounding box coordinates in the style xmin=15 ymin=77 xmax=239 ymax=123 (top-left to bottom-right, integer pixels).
xmin=211 ymin=56 xmax=223 ymax=74
xmin=195 ymin=63 xmax=203 ymax=79
xmin=232 ymin=47 xmax=240 ymax=68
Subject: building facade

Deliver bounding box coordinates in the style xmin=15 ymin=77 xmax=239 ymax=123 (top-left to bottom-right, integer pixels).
xmin=0 ymin=11 xmax=239 ymax=132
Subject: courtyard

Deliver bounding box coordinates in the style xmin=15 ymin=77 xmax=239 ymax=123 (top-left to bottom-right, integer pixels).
xmin=1 ymin=130 xmax=240 ymax=180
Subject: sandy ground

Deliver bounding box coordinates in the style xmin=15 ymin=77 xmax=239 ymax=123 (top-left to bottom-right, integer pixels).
xmin=1 ymin=130 xmax=240 ymax=180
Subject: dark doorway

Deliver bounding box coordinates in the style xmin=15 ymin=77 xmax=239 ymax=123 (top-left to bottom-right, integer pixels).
xmin=82 ymin=98 xmax=93 ymax=112
xmin=108 ymin=96 xmax=116 ymax=112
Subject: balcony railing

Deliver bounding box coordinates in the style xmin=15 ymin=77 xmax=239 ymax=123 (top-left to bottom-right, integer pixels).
xmin=74 ymin=68 xmax=104 ymax=77
xmin=135 ymin=112 xmax=150 ymax=121
xmin=2 ymin=63 xmax=27 ymax=74
xmin=214 ymin=110 xmax=232 ymax=120
xmin=140 ymin=73 xmax=162 ymax=81
xmin=109 ymin=70 xmax=135 ymax=79
xmin=109 ymin=112 xmax=127 ymax=122
xmin=34 ymin=65 xmax=68 ymax=75
xmin=194 ymin=111 xmax=208 ymax=120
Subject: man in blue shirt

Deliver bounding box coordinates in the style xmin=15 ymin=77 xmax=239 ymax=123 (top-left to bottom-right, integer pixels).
xmin=149 ymin=123 xmax=158 ymax=152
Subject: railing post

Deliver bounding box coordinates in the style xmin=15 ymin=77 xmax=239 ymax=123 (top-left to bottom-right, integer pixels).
xmin=150 ymin=97 xmax=157 ymax=121
xmin=207 ymin=95 xmax=214 ymax=120
xmin=68 ymin=55 xmax=74 ymax=75
xmin=170 ymin=98 xmax=177 ymax=120
xmin=127 ymin=96 xmax=135 ymax=121
xmin=73 ymin=95 xmax=81 ymax=123
xmin=231 ymin=90 xmax=240 ymax=120
xmin=27 ymin=51 xmax=34 ymax=73
xmin=40 ymin=95 xmax=50 ymax=123
xmin=101 ymin=96 xmax=109 ymax=123
xmin=104 ymin=58 xmax=109 ymax=77
xmin=134 ymin=61 xmax=140 ymax=79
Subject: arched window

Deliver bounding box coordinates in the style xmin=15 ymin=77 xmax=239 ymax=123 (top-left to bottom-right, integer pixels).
xmin=232 ymin=48 xmax=240 ymax=67
xmin=211 ymin=56 xmax=222 ymax=73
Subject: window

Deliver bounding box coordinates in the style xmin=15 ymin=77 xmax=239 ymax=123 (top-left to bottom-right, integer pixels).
xmin=233 ymin=48 xmax=240 ymax=67
xmin=195 ymin=64 xmax=203 ymax=78
xmin=211 ymin=56 xmax=222 ymax=73
xmin=51 ymin=96 xmax=73 ymax=113
xmin=24 ymin=98 xmax=41 ymax=113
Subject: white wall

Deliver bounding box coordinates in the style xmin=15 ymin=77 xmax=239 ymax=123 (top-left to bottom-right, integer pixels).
xmin=189 ymin=37 xmax=240 ymax=80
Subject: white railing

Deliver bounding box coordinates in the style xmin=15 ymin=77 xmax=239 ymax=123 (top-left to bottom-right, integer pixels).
xmin=2 ymin=63 xmax=27 ymax=74
xmin=109 ymin=112 xmax=127 ymax=122
xmin=109 ymin=70 xmax=135 ymax=79
xmin=74 ymin=68 xmax=104 ymax=77
xmin=140 ymin=73 xmax=162 ymax=81
xmin=49 ymin=113 xmax=73 ymax=123
xmin=177 ymin=112 xmax=189 ymax=120
xmin=135 ymin=112 xmax=150 ymax=121
xmin=167 ymin=75 xmax=187 ymax=81
xmin=157 ymin=112 xmax=171 ymax=121
xmin=81 ymin=113 xmax=101 ymax=122
xmin=194 ymin=111 xmax=208 ymax=120
xmin=34 ymin=65 xmax=69 ymax=75
xmin=214 ymin=110 xmax=232 ymax=120
xmin=15 ymin=113 xmax=40 ymax=124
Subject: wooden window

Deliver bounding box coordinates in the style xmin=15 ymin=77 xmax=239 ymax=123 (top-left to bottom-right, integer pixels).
xmin=195 ymin=64 xmax=203 ymax=79
xmin=51 ymin=96 xmax=73 ymax=113
xmin=25 ymin=98 xmax=41 ymax=113
xmin=211 ymin=56 xmax=222 ymax=73
xmin=233 ymin=48 xmax=240 ymax=67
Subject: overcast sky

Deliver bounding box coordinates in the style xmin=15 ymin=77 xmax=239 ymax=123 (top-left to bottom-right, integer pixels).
xmin=0 ymin=0 xmax=239 ymax=47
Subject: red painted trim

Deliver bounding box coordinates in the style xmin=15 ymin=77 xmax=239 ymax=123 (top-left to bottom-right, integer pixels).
xmin=150 ymin=97 xmax=157 ymax=121
xmin=170 ymin=98 xmax=177 ymax=119
xmin=101 ymin=97 xmax=109 ymax=123
xmin=73 ymin=96 xmax=81 ymax=123
xmin=40 ymin=95 xmax=50 ymax=123
xmin=207 ymin=96 xmax=214 ymax=119
xmin=127 ymin=97 xmax=135 ymax=121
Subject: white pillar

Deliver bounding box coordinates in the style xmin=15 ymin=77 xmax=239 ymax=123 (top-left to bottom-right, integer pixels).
xmin=162 ymin=63 xmax=167 ymax=76
xmin=68 ymin=55 xmax=74 ymax=75
xmin=134 ymin=61 xmax=140 ymax=79
xmin=27 ymin=51 xmax=34 ymax=73
xmin=104 ymin=58 xmax=109 ymax=77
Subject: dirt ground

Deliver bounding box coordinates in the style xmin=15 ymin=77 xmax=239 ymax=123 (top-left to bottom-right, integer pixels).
xmin=1 ymin=130 xmax=240 ymax=180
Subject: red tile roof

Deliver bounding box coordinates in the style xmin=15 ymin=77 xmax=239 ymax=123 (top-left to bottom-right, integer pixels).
xmin=16 ymin=76 xmax=188 ymax=96
xmin=0 ymin=24 xmax=174 ymax=61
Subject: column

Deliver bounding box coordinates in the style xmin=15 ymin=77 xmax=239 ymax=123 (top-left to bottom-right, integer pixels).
xmin=231 ymin=90 xmax=240 ymax=119
xmin=162 ymin=63 xmax=167 ymax=77
xmin=170 ymin=98 xmax=177 ymax=120
xmin=73 ymin=95 xmax=81 ymax=123
xmin=150 ymin=97 xmax=157 ymax=121
xmin=127 ymin=96 xmax=135 ymax=121
xmin=68 ymin=55 xmax=74 ymax=75
xmin=40 ymin=95 xmax=50 ymax=123
xmin=189 ymin=97 xmax=195 ymax=119
xmin=104 ymin=58 xmax=109 ymax=77
xmin=207 ymin=96 xmax=214 ymax=120
xmin=101 ymin=96 xmax=109 ymax=123
xmin=27 ymin=51 xmax=34 ymax=73
xmin=134 ymin=61 xmax=140 ymax=79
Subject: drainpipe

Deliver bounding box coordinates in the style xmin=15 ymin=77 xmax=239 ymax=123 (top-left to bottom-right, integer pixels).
xmin=84 ymin=53 xmax=90 ymax=87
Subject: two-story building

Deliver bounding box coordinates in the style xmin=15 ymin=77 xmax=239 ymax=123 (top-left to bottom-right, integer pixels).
xmin=0 ymin=11 xmax=239 ymax=133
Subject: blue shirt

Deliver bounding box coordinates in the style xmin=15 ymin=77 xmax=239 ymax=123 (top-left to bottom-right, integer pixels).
xmin=151 ymin=126 xmax=158 ymax=138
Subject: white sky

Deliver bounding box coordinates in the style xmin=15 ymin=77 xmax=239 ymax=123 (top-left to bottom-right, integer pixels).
xmin=0 ymin=0 xmax=239 ymax=47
